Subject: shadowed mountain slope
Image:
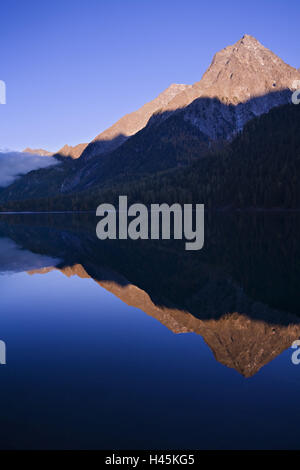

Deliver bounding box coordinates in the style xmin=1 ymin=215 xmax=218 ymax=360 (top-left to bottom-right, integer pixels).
xmin=2 ymin=101 xmax=299 ymax=211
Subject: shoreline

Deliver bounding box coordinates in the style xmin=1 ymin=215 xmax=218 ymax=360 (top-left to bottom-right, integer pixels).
xmin=1 ymin=208 xmax=300 ymax=215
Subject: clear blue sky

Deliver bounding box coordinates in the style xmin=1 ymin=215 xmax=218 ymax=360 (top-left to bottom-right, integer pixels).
xmin=1 ymin=0 xmax=299 ymax=151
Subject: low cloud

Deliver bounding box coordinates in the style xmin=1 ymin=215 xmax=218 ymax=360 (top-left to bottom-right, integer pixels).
xmin=0 ymin=238 xmax=60 ymax=274
xmin=0 ymin=151 xmax=59 ymax=187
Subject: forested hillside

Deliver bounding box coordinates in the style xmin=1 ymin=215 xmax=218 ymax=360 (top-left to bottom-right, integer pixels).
xmin=0 ymin=103 xmax=299 ymax=211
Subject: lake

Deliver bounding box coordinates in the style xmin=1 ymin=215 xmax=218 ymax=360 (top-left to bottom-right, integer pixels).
xmin=0 ymin=212 xmax=299 ymax=449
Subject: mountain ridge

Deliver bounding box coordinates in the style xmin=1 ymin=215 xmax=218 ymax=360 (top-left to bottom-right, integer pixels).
xmin=23 ymin=143 xmax=89 ymax=160
xmin=79 ymin=83 xmax=192 ymax=161
xmin=27 ymin=35 xmax=299 ymax=162
xmin=2 ymin=34 xmax=300 ymax=206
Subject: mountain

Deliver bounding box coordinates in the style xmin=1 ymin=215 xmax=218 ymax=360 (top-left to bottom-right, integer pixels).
xmin=58 ymin=102 xmax=299 ymax=211
xmin=74 ymin=34 xmax=300 ymax=162
xmin=2 ymin=34 xmax=300 ymax=207
xmin=162 ymin=33 xmax=300 ymax=134
xmin=165 ymin=34 xmax=299 ymax=107
xmin=59 ymin=34 xmax=300 ymax=193
xmin=95 ymin=102 xmax=300 ymax=210
xmin=3 ymin=100 xmax=299 ymax=211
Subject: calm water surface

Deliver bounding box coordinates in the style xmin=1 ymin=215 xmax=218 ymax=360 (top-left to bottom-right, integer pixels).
xmin=0 ymin=212 xmax=299 ymax=449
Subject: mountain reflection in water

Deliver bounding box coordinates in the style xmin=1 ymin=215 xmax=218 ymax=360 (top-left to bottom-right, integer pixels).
xmin=0 ymin=211 xmax=299 ymax=378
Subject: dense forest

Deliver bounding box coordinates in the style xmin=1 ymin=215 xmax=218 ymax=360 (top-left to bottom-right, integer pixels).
xmin=0 ymin=103 xmax=299 ymax=211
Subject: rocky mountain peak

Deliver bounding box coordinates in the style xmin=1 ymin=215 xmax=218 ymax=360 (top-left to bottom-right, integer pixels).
xmin=204 ymin=34 xmax=300 ymax=101
xmin=165 ymin=35 xmax=300 ymax=111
